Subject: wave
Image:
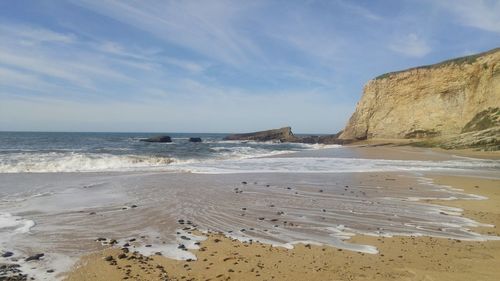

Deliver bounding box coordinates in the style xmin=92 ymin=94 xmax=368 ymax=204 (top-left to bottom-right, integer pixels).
xmin=0 ymin=152 xmax=175 ymax=173
xmin=0 ymin=140 xmax=326 ymax=173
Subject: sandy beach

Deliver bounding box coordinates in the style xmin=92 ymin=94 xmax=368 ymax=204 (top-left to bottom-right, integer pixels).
xmin=61 ymin=147 xmax=500 ymax=281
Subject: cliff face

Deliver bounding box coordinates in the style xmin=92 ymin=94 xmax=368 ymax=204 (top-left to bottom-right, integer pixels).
xmin=340 ymin=48 xmax=500 ymax=145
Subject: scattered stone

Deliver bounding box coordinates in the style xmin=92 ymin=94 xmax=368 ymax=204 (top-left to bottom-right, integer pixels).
xmin=104 ymin=256 xmax=114 ymax=261
xmin=2 ymin=251 xmax=14 ymax=258
xmin=118 ymin=253 xmax=127 ymax=259
xmin=189 ymin=137 xmax=202 ymax=143
xmin=25 ymin=253 xmax=44 ymax=262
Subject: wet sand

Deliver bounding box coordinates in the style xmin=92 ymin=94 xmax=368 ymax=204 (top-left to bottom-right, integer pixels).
xmin=64 ymin=174 xmax=500 ymax=281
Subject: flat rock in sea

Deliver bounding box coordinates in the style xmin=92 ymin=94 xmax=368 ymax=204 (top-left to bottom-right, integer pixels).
xmin=223 ymin=127 xmax=298 ymax=142
xmin=189 ymin=137 xmax=202 ymax=143
xmin=140 ymin=136 xmax=172 ymax=143
xmin=223 ymin=126 xmax=347 ymax=144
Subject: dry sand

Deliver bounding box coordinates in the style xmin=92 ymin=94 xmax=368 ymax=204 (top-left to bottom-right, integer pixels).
xmin=64 ymin=173 xmax=500 ymax=281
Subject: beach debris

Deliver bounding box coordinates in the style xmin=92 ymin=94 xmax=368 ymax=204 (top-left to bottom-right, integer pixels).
xmin=241 ymin=181 xmax=247 ymax=185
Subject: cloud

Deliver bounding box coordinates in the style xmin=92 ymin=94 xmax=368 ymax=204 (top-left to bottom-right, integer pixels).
xmin=389 ymin=33 xmax=431 ymax=57
xmin=336 ymin=0 xmax=382 ymax=21
xmin=434 ymin=0 xmax=500 ymax=33
xmin=72 ymin=0 xmax=265 ymax=66
xmin=0 ymin=23 xmax=76 ymax=45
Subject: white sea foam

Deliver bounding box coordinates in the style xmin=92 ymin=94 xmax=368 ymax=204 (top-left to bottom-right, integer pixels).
xmin=0 ymin=212 xmax=35 ymax=249
xmin=0 ymin=212 xmax=34 ymax=235
xmin=170 ymin=157 xmax=500 ymax=174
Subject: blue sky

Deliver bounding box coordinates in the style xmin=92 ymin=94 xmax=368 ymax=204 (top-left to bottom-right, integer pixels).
xmin=0 ymin=0 xmax=499 ymax=133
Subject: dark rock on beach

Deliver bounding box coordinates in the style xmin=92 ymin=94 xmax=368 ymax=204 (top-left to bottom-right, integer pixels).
xmin=1 ymin=252 xmax=13 ymax=258
xmin=189 ymin=137 xmax=202 ymax=142
xmin=25 ymin=253 xmax=44 ymax=262
xmin=140 ymin=136 xmax=172 ymax=143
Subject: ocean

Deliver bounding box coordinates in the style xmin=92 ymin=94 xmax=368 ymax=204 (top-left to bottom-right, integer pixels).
xmin=1 ymin=131 xmax=500 ymax=280
xmin=0 ymin=132 xmax=330 ymax=173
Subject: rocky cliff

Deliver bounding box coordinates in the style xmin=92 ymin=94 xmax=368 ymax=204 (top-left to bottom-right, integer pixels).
xmin=340 ymin=48 xmax=500 ymax=150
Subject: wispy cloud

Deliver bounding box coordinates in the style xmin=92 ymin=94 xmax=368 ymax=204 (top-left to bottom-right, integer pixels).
xmin=389 ymin=33 xmax=431 ymax=57
xmin=336 ymin=0 xmax=382 ymax=21
xmin=434 ymin=0 xmax=500 ymax=33
xmin=2 ymin=1 xmax=498 ymax=132
xmin=73 ymin=0 xmax=265 ymax=66
xmin=0 ymin=23 xmax=76 ymax=45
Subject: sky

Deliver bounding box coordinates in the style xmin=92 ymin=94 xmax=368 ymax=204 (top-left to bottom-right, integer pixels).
xmin=0 ymin=0 xmax=499 ymax=134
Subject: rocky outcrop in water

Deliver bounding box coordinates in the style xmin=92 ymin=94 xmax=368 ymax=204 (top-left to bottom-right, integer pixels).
xmin=339 ymin=47 xmax=500 ymax=150
xmin=140 ymin=136 xmax=172 ymax=143
xmin=224 ymin=127 xmax=348 ymax=144
xmin=189 ymin=137 xmax=202 ymax=143
xmin=224 ymin=127 xmax=299 ymax=142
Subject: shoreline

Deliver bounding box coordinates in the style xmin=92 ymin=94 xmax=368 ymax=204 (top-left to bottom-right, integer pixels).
xmin=63 ymin=171 xmax=500 ymax=281
xmin=345 ymin=139 xmax=500 ymax=160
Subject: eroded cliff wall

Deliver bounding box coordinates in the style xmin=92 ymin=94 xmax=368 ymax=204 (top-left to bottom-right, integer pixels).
xmin=340 ymin=48 xmax=500 ymax=141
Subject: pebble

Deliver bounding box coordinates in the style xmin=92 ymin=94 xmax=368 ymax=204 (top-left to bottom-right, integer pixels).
xmin=2 ymin=251 xmax=14 ymax=258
